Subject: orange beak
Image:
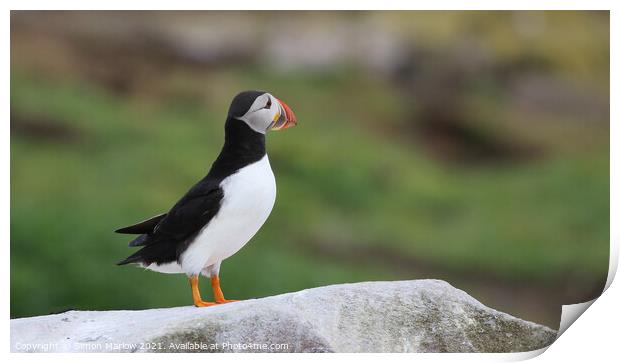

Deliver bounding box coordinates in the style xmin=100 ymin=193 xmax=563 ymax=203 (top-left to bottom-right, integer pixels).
xmin=270 ymin=98 xmax=297 ymax=131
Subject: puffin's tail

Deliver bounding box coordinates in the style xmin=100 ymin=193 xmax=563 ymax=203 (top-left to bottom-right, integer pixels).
xmin=116 ymin=239 xmax=148 ymax=265
xmin=116 ymin=255 xmax=142 ymax=266
xmin=115 ymin=213 xmax=167 ymax=235
xmin=127 ymin=234 xmax=149 ymax=247
xmin=116 ymin=241 xmax=178 ymax=266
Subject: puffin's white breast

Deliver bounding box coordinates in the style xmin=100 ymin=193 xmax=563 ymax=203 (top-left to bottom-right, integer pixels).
xmin=179 ymin=155 xmax=276 ymax=276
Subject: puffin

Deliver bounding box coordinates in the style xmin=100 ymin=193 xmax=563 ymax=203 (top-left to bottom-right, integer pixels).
xmin=116 ymin=90 xmax=297 ymax=307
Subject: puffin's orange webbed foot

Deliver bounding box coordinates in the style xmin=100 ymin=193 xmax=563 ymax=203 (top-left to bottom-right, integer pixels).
xmin=194 ymin=300 xmax=217 ymax=307
xmin=189 ymin=276 xmax=216 ymax=308
xmin=215 ymin=299 xmax=239 ymax=304
xmin=211 ymin=276 xmax=240 ymax=304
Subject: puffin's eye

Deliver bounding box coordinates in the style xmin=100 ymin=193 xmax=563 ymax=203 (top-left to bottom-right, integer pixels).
xmin=264 ymin=98 xmax=271 ymax=110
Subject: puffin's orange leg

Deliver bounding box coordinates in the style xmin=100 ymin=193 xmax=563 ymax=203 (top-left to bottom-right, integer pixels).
xmin=189 ymin=276 xmax=216 ymax=307
xmin=211 ymin=276 xmax=239 ymax=304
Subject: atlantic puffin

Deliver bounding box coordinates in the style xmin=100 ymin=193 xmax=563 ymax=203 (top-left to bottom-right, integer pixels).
xmin=116 ymin=90 xmax=297 ymax=307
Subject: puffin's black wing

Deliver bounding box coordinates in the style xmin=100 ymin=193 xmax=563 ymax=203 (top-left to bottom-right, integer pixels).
xmin=117 ymin=180 xmax=224 ymax=266
xmin=151 ymin=183 xmax=224 ymax=244
xmin=115 ymin=213 xmax=167 ymax=235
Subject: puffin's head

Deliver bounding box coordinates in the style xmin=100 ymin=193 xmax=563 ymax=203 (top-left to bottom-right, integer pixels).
xmin=228 ymin=90 xmax=297 ymax=134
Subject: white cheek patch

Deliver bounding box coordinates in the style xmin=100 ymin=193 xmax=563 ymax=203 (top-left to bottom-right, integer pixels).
xmin=238 ymin=94 xmax=275 ymax=134
xmin=244 ymin=94 xmax=270 ymax=116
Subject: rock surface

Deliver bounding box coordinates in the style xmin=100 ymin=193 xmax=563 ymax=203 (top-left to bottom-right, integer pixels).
xmin=11 ymin=280 xmax=556 ymax=353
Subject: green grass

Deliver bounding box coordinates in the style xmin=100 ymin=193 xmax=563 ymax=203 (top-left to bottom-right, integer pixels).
xmin=10 ymin=68 xmax=609 ymax=319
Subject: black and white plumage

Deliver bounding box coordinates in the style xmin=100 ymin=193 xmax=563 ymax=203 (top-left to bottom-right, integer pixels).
xmin=116 ymin=91 xmax=296 ymax=305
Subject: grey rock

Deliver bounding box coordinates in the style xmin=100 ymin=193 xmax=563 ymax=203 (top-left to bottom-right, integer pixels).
xmin=10 ymin=280 xmax=556 ymax=353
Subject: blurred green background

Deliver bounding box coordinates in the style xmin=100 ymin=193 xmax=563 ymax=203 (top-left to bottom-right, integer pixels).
xmin=10 ymin=11 xmax=609 ymax=328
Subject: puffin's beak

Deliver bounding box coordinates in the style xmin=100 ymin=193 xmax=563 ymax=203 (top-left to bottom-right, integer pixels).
xmin=270 ymin=98 xmax=297 ymax=131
